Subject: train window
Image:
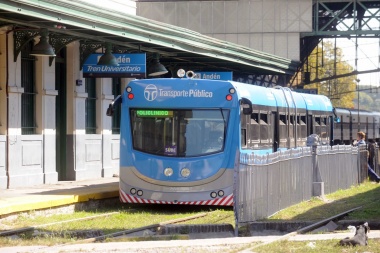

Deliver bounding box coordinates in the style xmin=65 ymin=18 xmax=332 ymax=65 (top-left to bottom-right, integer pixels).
xmin=130 ymin=109 xmax=229 ymax=157
xmin=279 ymin=114 xmax=287 ymax=148
xmin=299 ymin=115 xmax=307 ymax=140
xmin=240 ymin=112 xmax=248 ymax=148
xmin=269 ymin=112 xmax=275 ymax=143
xmin=251 ymin=112 xmax=259 ymax=122
xmin=260 ymin=113 xmax=269 ymax=143
xmin=320 ymin=116 xmax=329 ymax=144
xmin=314 ymin=116 xmax=321 ymax=135
xmin=289 ymin=115 xmax=294 ymax=139
xmin=251 ymin=113 xmax=260 ymax=144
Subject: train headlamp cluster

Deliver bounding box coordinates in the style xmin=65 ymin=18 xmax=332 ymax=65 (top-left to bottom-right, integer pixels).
xmin=126 ymin=86 xmax=134 ymax=100
xmin=130 ymin=188 xmax=143 ymax=196
xmin=163 ymin=167 xmax=190 ymax=177
xmin=210 ymin=190 xmax=224 ymax=198
xmin=226 ymin=88 xmax=235 ymax=101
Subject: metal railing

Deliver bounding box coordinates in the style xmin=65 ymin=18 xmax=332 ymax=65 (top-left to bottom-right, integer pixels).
xmin=234 ymin=144 xmax=361 ymax=228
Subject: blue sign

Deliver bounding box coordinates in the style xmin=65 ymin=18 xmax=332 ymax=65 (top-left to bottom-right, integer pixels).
xmin=193 ymin=71 xmax=233 ymax=80
xmin=294 ymin=88 xmax=318 ymax=94
xmin=83 ymin=53 xmax=146 ymax=78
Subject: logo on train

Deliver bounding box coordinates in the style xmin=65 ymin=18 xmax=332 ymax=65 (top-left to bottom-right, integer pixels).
xmin=144 ymin=84 xmax=158 ymax=101
xmin=144 ymin=84 xmax=213 ymax=101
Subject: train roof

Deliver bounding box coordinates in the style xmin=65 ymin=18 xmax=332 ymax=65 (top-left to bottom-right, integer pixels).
xmin=335 ymin=107 xmax=378 ymax=117
xmin=300 ymin=93 xmax=333 ymax=113
xmin=232 ymin=82 xmax=277 ymax=108
xmin=232 ymin=81 xmax=332 ymax=113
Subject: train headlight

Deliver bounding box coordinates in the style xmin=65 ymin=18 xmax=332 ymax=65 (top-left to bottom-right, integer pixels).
xmin=164 ymin=167 xmax=173 ymax=177
xmin=137 ymin=190 xmax=143 ymax=196
xmin=210 ymin=192 xmax=217 ymax=198
xmin=180 ymin=168 xmax=191 ymax=178
xmin=130 ymin=188 xmax=136 ymax=195
xmin=218 ymin=190 xmax=224 ymax=197
xmin=229 ymin=88 xmax=235 ymax=94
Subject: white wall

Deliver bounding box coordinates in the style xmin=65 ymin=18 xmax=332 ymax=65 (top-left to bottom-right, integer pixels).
xmin=137 ymin=0 xmax=313 ymax=61
xmin=0 ymin=30 xmax=7 ymax=188
xmin=79 ymin=0 xmax=136 ymax=15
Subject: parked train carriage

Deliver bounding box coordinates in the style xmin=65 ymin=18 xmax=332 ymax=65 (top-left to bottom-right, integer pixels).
xmin=334 ymin=108 xmax=380 ymax=144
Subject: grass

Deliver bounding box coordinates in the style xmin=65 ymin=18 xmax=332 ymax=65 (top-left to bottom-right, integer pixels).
xmin=269 ymin=181 xmax=380 ymax=222
xmin=0 ymin=205 xmax=232 ymax=246
xmin=0 ymin=181 xmax=379 ymax=249
xmin=242 ymin=239 xmax=380 ymax=253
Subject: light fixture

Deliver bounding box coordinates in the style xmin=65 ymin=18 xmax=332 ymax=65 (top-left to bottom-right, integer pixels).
xmin=97 ymin=42 xmax=119 ymax=66
xmin=30 ymin=28 xmax=56 ymax=57
xmin=148 ymin=53 xmax=168 ymax=76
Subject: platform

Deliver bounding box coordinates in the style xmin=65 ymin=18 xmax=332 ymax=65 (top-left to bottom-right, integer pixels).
xmin=0 ymin=178 xmax=119 ymax=217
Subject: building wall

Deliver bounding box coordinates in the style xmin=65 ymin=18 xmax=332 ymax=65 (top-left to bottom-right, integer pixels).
xmin=0 ymin=0 xmax=137 ymax=188
xmin=0 ymin=30 xmax=7 ymax=189
xmin=136 ymin=0 xmax=313 ymax=61
xmin=2 ymin=31 xmax=122 ymax=188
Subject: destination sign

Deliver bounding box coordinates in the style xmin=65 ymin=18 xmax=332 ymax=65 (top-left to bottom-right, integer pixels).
xmin=136 ymin=110 xmax=173 ymax=118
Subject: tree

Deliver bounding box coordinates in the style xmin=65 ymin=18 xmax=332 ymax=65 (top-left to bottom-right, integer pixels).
xmin=303 ymin=41 xmax=357 ymax=108
xmin=356 ymin=85 xmax=380 ymax=111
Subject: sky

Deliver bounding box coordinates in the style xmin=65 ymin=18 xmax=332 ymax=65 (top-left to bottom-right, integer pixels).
xmin=336 ymin=37 xmax=380 ymax=87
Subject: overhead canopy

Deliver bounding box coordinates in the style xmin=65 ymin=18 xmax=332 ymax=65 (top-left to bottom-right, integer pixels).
xmin=0 ymin=0 xmax=299 ymax=76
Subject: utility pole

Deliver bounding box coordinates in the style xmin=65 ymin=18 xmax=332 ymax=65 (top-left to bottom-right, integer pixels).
xmin=356 ymin=78 xmax=360 ymax=131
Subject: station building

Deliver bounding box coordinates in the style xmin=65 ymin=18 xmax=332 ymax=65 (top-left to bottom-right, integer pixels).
xmin=0 ymin=0 xmax=299 ymax=188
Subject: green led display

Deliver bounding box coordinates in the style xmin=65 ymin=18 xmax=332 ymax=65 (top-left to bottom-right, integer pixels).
xmin=136 ymin=110 xmax=173 ymax=117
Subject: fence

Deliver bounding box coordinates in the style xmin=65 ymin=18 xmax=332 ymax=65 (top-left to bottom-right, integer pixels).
xmin=234 ymin=144 xmax=366 ymax=230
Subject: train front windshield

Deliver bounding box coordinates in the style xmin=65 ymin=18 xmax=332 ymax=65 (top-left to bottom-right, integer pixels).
xmin=131 ymin=109 xmax=229 ymax=157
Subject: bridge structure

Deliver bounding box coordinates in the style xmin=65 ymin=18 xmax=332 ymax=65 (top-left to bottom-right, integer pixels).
xmin=296 ymin=0 xmax=380 ymax=91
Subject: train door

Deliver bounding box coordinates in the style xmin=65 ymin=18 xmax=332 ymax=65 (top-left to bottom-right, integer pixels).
xmin=239 ymin=97 xmax=252 ymax=150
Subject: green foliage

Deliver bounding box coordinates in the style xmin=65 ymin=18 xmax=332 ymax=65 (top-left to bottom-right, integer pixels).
xmin=304 ymin=41 xmax=357 ymax=108
xmin=354 ymin=85 xmax=380 ymax=112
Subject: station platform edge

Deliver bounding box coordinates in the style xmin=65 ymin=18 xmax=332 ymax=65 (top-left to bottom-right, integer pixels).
xmin=0 ymin=178 xmax=119 ymax=217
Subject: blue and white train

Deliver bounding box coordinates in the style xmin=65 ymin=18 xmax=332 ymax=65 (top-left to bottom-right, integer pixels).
xmin=106 ymin=72 xmax=351 ymax=206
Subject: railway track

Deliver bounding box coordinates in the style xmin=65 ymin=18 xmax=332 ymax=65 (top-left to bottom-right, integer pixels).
xmin=0 ymin=209 xmax=228 ymax=242
xmin=0 ymin=202 xmax=372 ymax=253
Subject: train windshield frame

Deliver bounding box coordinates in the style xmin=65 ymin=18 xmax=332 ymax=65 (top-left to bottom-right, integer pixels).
xmin=130 ymin=108 xmax=229 ymax=157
